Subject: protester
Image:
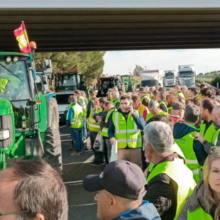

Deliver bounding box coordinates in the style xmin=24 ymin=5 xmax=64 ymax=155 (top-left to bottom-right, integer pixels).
xmin=143 ymin=121 xmax=196 ymax=220
xmin=174 ymin=104 xmax=207 ymax=182
xmin=83 ymin=160 xmax=160 ymax=220
xmin=200 ymin=99 xmax=216 ymax=142
xmin=174 ymin=95 xmax=185 ymax=105
xmin=112 ymin=91 xmax=121 ymax=110
xmin=155 ymin=92 xmax=168 ymax=112
xmin=178 ymin=148 xmax=220 ymax=220
xmin=138 ymin=87 xmax=150 ymax=107
xmin=0 ymin=159 xmax=68 ymax=220
xmin=194 ymin=106 xmax=220 ymax=153
xmin=147 ymin=100 xmax=169 ymax=121
xmin=68 ymin=95 xmax=84 ymax=156
xmin=100 ymin=101 xmax=115 ymax=164
xmin=88 ymin=98 xmax=104 ymax=166
xmin=165 ymin=94 xmax=175 ymax=114
xmin=108 ymin=95 xmax=145 ymax=168
xmin=200 ymin=83 xmax=207 ymax=90
xmin=169 ymin=101 xmax=185 ymax=125
xmin=86 ymin=90 xmax=96 ymax=119
xmin=201 ymin=87 xmax=213 ymax=99
xmin=175 ymin=85 xmax=185 ymax=98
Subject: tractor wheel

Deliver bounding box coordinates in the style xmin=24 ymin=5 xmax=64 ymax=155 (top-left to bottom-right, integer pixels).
xmin=45 ymin=98 xmax=62 ymax=169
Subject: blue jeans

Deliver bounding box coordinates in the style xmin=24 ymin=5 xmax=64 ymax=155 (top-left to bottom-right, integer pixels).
xmin=83 ymin=119 xmax=87 ymax=140
xmin=70 ymin=128 xmax=83 ymax=153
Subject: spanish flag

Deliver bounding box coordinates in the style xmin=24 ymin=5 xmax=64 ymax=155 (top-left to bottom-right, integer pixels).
xmin=71 ymin=65 xmax=78 ymax=74
xmin=14 ymin=22 xmax=31 ymax=54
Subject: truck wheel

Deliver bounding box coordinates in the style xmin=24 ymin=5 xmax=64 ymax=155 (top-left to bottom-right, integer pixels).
xmin=45 ymin=98 xmax=62 ymax=169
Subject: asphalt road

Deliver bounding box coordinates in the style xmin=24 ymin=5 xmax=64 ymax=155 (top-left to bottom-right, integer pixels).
xmin=60 ymin=125 xmax=103 ymax=220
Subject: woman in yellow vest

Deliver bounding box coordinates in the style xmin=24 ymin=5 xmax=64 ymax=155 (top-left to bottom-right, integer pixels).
xmin=178 ymin=147 xmax=220 ymax=220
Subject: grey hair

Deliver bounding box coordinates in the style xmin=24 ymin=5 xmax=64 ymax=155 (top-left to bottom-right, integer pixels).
xmin=144 ymin=121 xmax=173 ymax=153
xmin=68 ymin=95 xmax=76 ymax=103
xmin=112 ymin=86 xmax=118 ymax=92
xmin=113 ymin=91 xmax=119 ymax=99
xmin=149 ymin=100 xmax=159 ymax=109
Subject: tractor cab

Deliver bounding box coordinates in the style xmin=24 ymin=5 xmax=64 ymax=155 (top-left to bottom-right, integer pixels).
xmin=121 ymin=75 xmax=135 ymax=92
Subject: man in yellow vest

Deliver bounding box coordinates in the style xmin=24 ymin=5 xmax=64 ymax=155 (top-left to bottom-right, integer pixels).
xmin=155 ymin=92 xmax=168 ymax=113
xmin=175 ymin=85 xmax=185 ymax=98
xmin=143 ymin=121 xmax=196 ymax=220
xmin=88 ymin=98 xmax=104 ymax=166
xmin=173 ymin=104 xmax=207 ymax=183
xmin=194 ymin=105 xmax=220 ymax=154
xmin=67 ymin=96 xmax=84 ymax=156
xmin=86 ymin=90 xmax=96 ymax=120
xmin=200 ymin=99 xmax=216 ymax=143
xmin=138 ymin=87 xmax=150 ymax=107
xmin=112 ymin=91 xmax=120 ymax=110
xmin=147 ymin=100 xmax=169 ymax=122
xmin=108 ymin=95 xmax=145 ymax=168
xmin=100 ymin=101 xmax=115 ymax=164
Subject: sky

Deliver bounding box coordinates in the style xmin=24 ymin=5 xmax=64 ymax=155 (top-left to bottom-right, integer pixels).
xmin=103 ymin=49 xmax=220 ymax=76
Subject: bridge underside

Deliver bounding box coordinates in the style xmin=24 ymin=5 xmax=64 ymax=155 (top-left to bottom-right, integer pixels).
xmin=2 ymin=8 xmax=220 ymax=52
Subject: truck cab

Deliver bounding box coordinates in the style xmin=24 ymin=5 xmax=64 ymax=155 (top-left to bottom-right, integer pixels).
xmin=178 ymin=65 xmax=195 ymax=88
xmin=164 ymin=70 xmax=176 ymax=87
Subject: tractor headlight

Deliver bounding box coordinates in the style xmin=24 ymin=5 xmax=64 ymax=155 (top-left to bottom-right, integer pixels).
xmin=0 ymin=129 xmax=10 ymax=140
xmin=5 ymin=56 xmax=11 ymax=63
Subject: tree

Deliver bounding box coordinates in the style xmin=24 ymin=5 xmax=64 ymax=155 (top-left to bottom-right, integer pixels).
xmin=35 ymin=51 xmax=106 ymax=84
xmin=133 ymin=64 xmax=144 ymax=76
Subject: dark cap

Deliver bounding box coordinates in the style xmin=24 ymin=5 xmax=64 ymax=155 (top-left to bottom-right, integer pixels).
xmin=138 ymin=87 xmax=147 ymax=94
xmin=83 ymin=160 xmax=146 ymax=200
xmin=172 ymin=101 xmax=185 ymax=110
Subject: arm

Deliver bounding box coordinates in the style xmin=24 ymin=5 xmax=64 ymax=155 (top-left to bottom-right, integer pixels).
xmin=204 ymin=134 xmax=220 ymax=154
xmin=68 ymin=108 xmax=74 ymax=127
xmin=108 ymin=116 xmax=115 ymax=139
xmin=193 ymin=140 xmax=208 ymax=166
xmin=86 ymin=100 xmax=94 ymax=119
xmin=177 ymin=202 xmax=188 ymax=220
xmin=144 ymin=174 xmax=175 ymax=218
xmin=132 ymin=112 xmax=146 ymax=130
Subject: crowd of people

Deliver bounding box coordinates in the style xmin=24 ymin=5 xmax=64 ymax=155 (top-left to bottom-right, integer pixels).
xmin=1 ymin=83 xmax=220 ymax=220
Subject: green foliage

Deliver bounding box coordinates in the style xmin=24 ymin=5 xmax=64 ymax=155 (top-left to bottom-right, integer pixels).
xmin=211 ymin=77 xmax=220 ymax=87
xmin=35 ymin=51 xmax=106 ymax=84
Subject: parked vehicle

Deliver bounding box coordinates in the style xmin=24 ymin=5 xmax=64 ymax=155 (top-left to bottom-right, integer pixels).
xmin=178 ymin=65 xmax=195 ymax=88
xmin=164 ymin=70 xmax=176 ymax=87
xmin=139 ymin=70 xmax=164 ymax=87
xmin=121 ymin=75 xmax=135 ymax=92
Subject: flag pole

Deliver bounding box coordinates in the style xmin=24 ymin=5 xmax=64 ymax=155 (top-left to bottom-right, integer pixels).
xmin=22 ymin=21 xmax=36 ymax=80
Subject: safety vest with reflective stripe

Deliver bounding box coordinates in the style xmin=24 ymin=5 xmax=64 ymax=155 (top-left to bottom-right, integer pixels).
xmin=112 ymin=111 xmax=142 ymax=149
xmin=212 ymin=128 xmax=220 ymax=145
xmin=147 ymin=158 xmax=196 ymax=220
xmin=66 ymin=104 xmax=72 ymax=120
xmin=101 ymin=109 xmax=115 ymax=137
xmin=197 ymin=94 xmax=202 ymax=100
xmin=77 ymin=96 xmax=87 ymax=119
xmin=141 ymin=95 xmax=150 ymax=104
xmin=200 ymin=122 xmax=216 ymax=143
xmin=168 ymin=106 xmax=172 ymax=111
xmin=88 ymin=108 xmax=103 ymax=132
xmin=159 ymin=101 xmax=168 ymax=112
xmin=175 ymin=127 xmax=201 ymax=183
xmin=70 ymin=103 xmax=83 ymax=129
xmin=0 ymin=78 xmax=8 ymax=93
xmin=187 ymin=206 xmax=213 ymax=220
xmin=146 ymin=110 xmax=170 ymax=122
xmin=177 ymin=92 xmax=185 ymax=98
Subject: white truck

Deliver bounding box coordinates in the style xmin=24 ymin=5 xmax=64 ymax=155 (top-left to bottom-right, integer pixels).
xmin=164 ymin=70 xmax=176 ymax=87
xmin=178 ymin=65 xmax=196 ymax=88
xmin=140 ymin=70 xmax=164 ymax=87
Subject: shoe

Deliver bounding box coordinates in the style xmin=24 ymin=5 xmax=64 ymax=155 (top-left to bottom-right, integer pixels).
xmin=89 ymin=161 xmax=96 ymax=165
xmin=93 ymin=162 xmax=105 ymax=166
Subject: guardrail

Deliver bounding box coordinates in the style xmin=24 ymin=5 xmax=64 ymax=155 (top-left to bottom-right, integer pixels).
xmin=196 ymin=81 xmax=220 ymax=92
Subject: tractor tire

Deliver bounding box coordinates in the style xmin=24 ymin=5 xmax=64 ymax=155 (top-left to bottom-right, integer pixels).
xmin=45 ymin=98 xmax=62 ymax=170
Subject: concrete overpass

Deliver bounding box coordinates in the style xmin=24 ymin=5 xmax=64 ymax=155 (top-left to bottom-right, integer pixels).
xmin=2 ymin=1 xmax=220 ymax=52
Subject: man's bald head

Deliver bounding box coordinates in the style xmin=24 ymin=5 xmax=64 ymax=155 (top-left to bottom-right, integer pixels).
xmin=212 ymin=106 xmax=220 ymax=127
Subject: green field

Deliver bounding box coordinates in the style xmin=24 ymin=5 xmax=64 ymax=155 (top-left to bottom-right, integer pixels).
xmin=196 ymin=77 xmax=213 ymax=84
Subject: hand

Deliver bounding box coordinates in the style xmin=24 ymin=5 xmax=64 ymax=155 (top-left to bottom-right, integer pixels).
xmin=97 ymin=116 xmax=102 ymax=123
xmin=86 ymin=118 xmax=89 ymax=123
xmin=129 ymin=105 xmax=134 ymax=115
xmin=193 ymin=132 xmax=205 ymax=144
xmin=110 ymin=137 xmax=116 ymax=146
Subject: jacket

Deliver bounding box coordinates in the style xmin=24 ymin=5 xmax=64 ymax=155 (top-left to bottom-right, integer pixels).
xmin=108 ymin=109 xmax=146 ymax=139
xmin=178 ymin=181 xmax=216 ymax=220
xmin=173 ymin=122 xmax=208 ymax=166
xmin=114 ymin=201 xmax=161 ymax=220
xmin=86 ymin=98 xmax=96 ymax=119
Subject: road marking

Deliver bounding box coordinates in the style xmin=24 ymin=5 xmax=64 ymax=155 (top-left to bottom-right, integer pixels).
xmin=60 ymin=134 xmax=71 ymax=137
xmin=61 ymin=139 xmax=72 ymax=142
xmin=59 ymin=125 xmax=67 ymax=129
xmin=69 ymin=203 xmax=96 ymax=207
xmin=63 ymin=155 xmax=94 ymax=166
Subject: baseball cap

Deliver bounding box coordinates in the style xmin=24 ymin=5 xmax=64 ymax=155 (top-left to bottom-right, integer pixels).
xmin=83 ymin=160 xmax=146 ymax=200
xmin=172 ymin=101 xmax=185 ymax=110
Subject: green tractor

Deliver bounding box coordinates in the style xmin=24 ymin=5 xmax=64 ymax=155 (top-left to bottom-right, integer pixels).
xmin=0 ymin=52 xmax=62 ymax=170
xmin=121 ymin=75 xmax=135 ymax=92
